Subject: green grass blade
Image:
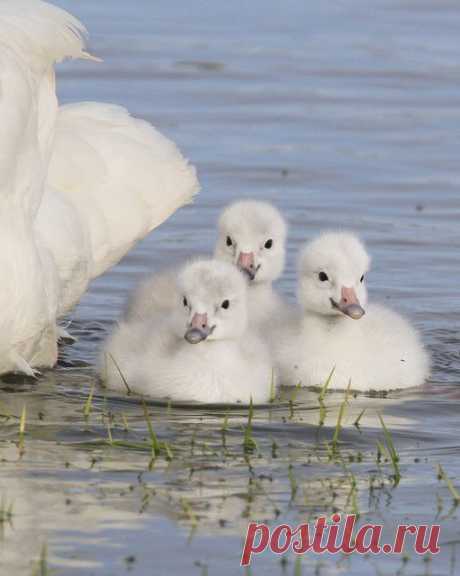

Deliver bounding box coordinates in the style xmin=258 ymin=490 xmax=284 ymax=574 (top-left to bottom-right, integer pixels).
xmin=18 ymin=405 xmax=26 ymax=455
xmin=83 ymin=385 xmax=95 ymax=420
xmin=269 ymin=369 xmax=277 ymax=403
xmin=353 ymin=408 xmax=366 ymax=429
xmin=378 ymin=413 xmax=401 ymax=483
xmin=107 ymin=353 xmax=131 ymax=395
xmin=142 ymin=402 xmax=161 ymax=457
xmin=319 ymin=366 xmax=335 ymax=402
xmin=331 ymin=380 xmax=352 ymax=451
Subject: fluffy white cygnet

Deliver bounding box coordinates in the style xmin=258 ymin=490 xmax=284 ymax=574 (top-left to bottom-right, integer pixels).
xmin=103 ymin=259 xmax=275 ymax=404
xmin=214 ymin=200 xmax=289 ymax=331
xmin=276 ymin=233 xmax=430 ymax=392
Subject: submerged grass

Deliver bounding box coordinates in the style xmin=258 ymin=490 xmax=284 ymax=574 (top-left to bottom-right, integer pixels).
xmin=243 ymin=398 xmax=257 ymax=454
xmin=269 ymin=369 xmax=277 ymax=403
xmin=288 ymin=464 xmax=298 ymax=501
xmin=83 ymin=385 xmax=95 ymax=422
xmin=180 ymin=497 xmax=198 ymax=527
xmin=142 ymin=402 xmax=161 ymax=458
xmin=121 ymin=412 xmax=130 ymax=432
xmin=32 ymin=543 xmax=49 ymax=576
xmin=437 ymin=464 xmax=460 ymax=504
xmin=0 ymin=400 xmax=15 ymax=423
xmin=106 ymin=418 xmax=113 ymax=444
xmin=330 ymin=380 xmax=352 ymax=453
xmin=288 ymin=383 xmax=301 ymax=420
xmin=0 ymin=496 xmax=14 ymax=525
xmin=353 ymin=408 xmax=366 ymax=429
xmin=221 ymin=410 xmax=230 ymax=448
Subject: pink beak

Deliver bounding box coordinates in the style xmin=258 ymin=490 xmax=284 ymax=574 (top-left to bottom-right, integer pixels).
xmin=237 ymin=252 xmax=257 ymax=280
xmin=334 ymin=286 xmax=365 ymax=320
xmin=184 ymin=313 xmax=214 ymax=344
xmin=191 ymin=313 xmax=208 ymax=330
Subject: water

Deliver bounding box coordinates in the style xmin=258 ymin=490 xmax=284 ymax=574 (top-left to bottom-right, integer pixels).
xmin=1 ymin=0 xmax=460 ymax=574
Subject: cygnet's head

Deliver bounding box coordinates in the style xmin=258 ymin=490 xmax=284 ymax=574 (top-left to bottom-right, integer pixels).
xmin=298 ymin=233 xmax=370 ymax=320
xmin=214 ymin=200 xmax=287 ymax=285
xmin=172 ymin=259 xmax=248 ymax=344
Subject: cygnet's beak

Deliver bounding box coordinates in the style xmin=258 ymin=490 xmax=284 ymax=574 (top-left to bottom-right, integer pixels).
xmin=184 ymin=313 xmax=215 ymax=344
xmin=331 ymin=286 xmax=365 ymax=320
xmin=237 ymin=251 xmax=258 ymax=281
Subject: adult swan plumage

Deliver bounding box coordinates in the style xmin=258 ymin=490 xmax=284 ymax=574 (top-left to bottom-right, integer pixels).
xmin=0 ymin=0 xmax=199 ymax=376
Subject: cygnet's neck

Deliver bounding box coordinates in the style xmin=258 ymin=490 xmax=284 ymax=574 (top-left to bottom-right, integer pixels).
xmin=248 ymin=279 xmax=274 ymax=294
xmin=246 ymin=281 xmax=279 ymax=327
xmin=301 ymin=308 xmax=354 ymax=335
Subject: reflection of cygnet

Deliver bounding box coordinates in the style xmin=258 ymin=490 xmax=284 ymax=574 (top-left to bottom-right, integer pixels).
xmin=214 ymin=200 xmax=289 ymax=332
xmin=103 ymin=260 xmax=275 ymax=404
xmin=276 ymin=232 xmax=430 ymax=392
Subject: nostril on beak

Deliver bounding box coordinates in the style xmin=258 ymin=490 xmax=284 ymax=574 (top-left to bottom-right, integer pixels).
xmin=190 ymin=313 xmax=208 ymax=331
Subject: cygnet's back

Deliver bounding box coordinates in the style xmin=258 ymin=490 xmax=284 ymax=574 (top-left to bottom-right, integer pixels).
xmin=123 ymin=268 xmax=178 ymax=322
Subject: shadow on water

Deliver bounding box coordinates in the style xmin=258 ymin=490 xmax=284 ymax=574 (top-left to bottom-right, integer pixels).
xmin=1 ymin=0 xmax=460 ymax=574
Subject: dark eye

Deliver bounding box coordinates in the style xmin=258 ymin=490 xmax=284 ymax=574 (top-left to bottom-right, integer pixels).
xmin=318 ymin=272 xmax=329 ymax=282
xmin=226 ymin=236 xmax=233 ymax=247
xmin=183 ymin=296 xmax=188 ymax=307
xmin=264 ymin=239 xmax=273 ymax=249
xmin=360 ymin=274 xmax=365 ymax=283
xmin=221 ymin=300 xmax=230 ymax=309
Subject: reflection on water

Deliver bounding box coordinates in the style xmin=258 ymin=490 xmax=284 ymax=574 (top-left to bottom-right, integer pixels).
xmin=1 ymin=0 xmax=460 ymax=574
